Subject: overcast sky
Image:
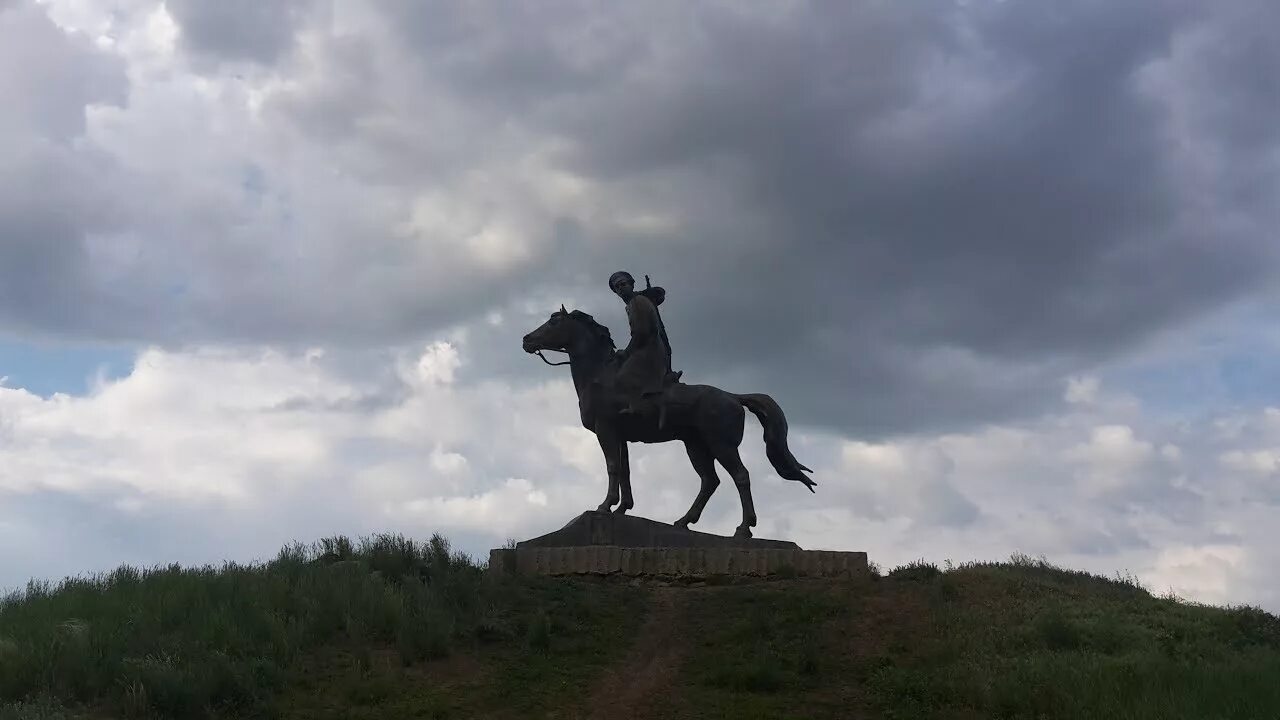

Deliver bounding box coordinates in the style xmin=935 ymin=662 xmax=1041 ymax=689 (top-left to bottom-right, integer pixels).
xmin=2 ymin=0 xmax=1279 ymax=609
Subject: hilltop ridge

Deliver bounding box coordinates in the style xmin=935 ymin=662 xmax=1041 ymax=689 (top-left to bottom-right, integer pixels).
xmin=2 ymin=535 xmax=1278 ymax=719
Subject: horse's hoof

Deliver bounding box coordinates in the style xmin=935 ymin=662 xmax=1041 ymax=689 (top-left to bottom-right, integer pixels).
xmin=596 ymin=503 xmax=613 ymax=513
xmin=612 ymin=505 xmax=631 ymax=516
xmin=674 ymin=519 xmax=690 ymax=531
xmin=734 ymin=526 xmax=753 ymax=539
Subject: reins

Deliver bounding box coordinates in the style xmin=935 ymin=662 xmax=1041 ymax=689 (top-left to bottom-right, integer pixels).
xmin=535 ymin=349 xmax=571 ymax=366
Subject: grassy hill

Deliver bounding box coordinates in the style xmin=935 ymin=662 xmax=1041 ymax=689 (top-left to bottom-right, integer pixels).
xmin=2 ymin=535 xmax=1278 ymax=719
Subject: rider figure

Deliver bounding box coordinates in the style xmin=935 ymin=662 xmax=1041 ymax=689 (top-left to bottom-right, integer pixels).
xmin=609 ymin=270 xmax=679 ymax=415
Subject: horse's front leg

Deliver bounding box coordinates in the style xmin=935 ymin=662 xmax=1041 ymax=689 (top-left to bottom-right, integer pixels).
xmin=595 ymin=426 xmax=622 ymax=513
xmin=614 ymin=441 xmax=634 ymax=514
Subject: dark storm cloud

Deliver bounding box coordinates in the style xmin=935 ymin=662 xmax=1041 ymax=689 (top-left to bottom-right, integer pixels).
xmin=166 ymin=0 xmax=317 ymax=65
xmin=567 ymin=1 xmax=1270 ymax=434
xmin=374 ymin=0 xmax=1278 ymax=434
xmin=4 ymin=0 xmax=1278 ymax=436
xmin=0 ymin=2 xmax=125 ymax=140
xmin=0 ymin=3 xmax=127 ymax=336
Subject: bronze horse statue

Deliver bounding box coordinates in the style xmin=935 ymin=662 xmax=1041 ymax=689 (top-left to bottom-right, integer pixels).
xmin=522 ymin=307 xmax=816 ymax=538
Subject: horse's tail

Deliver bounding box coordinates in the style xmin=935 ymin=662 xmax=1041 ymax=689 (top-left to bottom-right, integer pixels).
xmin=736 ymin=393 xmax=817 ymax=493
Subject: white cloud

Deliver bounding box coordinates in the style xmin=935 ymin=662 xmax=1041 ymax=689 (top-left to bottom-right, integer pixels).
xmin=1145 ymin=544 xmax=1247 ymax=605
xmin=1065 ymin=375 xmax=1100 ymax=404
xmin=1 ymin=340 xmax=1279 ymax=613
xmin=406 ymin=341 xmax=462 ymax=387
xmin=1220 ymin=449 xmax=1280 ymax=476
xmin=838 ymin=440 xmax=978 ymax=527
xmin=1067 ymin=425 xmax=1158 ymax=495
xmin=389 ymin=478 xmax=557 ymax=538
xmin=0 ymin=340 xmax=591 ymax=581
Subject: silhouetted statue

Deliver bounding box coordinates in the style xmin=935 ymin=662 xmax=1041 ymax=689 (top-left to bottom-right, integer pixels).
xmin=607 ymin=271 xmax=679 ymax=415
xmin=610 ymin=271 xmax=680 ymax=378
xmin=522 ymin=301 xmax=815 ymax=539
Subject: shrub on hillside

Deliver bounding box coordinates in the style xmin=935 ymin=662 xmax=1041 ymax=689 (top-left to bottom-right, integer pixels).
xmin=0 ymin=534 xmax=483 ymax=718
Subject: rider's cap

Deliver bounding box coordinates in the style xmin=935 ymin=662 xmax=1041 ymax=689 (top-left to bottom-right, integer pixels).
xmin=608 ymin=271 xmax=634 ymax=290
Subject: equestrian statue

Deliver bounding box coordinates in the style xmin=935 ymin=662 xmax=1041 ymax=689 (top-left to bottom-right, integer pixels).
xmin=521 ymin=271 xmax=815 ymax=539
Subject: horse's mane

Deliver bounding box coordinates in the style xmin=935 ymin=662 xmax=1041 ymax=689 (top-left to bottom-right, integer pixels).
xmin=568 ymin=309 xmax=616 ymax=351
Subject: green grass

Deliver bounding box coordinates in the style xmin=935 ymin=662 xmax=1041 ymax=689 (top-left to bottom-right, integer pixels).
xmin=671 ymin=581 xmax=853 ymax=718
xmin=2 ymin=541 xmax=1278 ymax=719
xmin=0 ymin=533 xmax=472 ymax=718
xmin=0 ymin=533 xmax=645 ymax=719
xmin=861 ymin=555 xmax=1280 ymax=720
xmin=638 ymin=555 xmax=1280 ymax=719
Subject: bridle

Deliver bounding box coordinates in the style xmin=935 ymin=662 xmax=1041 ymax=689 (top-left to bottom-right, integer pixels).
xmin=529 ymin=307 xmax=604 ymax=367
xmin=534 ymin=349 xmax=571 ymax=366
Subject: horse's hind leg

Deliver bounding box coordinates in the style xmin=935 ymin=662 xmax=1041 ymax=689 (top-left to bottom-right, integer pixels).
xmin=675 ymin=438 xmax=720 ymax=530
xmin=711 ymin=443 xmax=757 ymax=539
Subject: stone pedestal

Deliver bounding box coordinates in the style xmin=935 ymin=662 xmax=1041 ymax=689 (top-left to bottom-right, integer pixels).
xmin=519 ymin=511 xmax=799 ymax=550
xmin=488 ymin=511 xmax=867 ymax=579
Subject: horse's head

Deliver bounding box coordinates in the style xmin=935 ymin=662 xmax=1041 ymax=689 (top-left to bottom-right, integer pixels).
xmin=522 ymin=305 xmax=615 ymax=358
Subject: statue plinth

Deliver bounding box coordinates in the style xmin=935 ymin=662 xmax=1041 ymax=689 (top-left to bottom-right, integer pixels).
xmin=518 ymin=511 xmax=800 ymax=550
xmin=490 ymin=512 xmax=867 ymax=579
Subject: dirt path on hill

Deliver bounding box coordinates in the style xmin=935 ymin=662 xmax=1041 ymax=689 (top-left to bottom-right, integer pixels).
xmin=584 ymin=586 xmax=686 ymax=720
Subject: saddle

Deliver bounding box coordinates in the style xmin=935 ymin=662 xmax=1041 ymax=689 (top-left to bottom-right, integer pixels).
xmin=619 ymin=370 xmax=686 ymax=427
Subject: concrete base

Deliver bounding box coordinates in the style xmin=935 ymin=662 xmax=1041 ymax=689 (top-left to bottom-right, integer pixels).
xmin=518 ymin=511 xmax=800 ymax=550
xmin=493 ymin=512 xmax=866 ymax=579
xmin=489 ymin=545 xmax=868 ymax=579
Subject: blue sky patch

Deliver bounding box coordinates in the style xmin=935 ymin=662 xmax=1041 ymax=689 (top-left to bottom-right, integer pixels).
xmin=0 ymin=338 xmax=135 ymax=397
